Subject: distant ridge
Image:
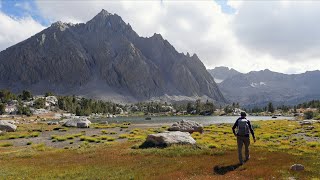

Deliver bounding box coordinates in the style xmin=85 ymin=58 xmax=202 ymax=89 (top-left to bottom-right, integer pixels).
xmin=208 ymin=66 xmax=320 ymax=107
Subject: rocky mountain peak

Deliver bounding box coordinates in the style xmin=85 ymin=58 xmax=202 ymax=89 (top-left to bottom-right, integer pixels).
xmin=51 ymin=21 xmax=74 ymax=31
xmin=98 ymin=9 xmax=112 ymax=17
xmin=0 ymin=9 xmax=226 ymax=104
xmin=191 ymin=53 xmax=199 ymax=60
xmin=86 ymin=9 xmax=134 ymax=36
xmin=151 ymin=33 xmax=164 ymax=40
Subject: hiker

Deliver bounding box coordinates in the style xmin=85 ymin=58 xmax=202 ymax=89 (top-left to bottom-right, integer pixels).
xmin=232 ymin=112 xmax=256 ymax=165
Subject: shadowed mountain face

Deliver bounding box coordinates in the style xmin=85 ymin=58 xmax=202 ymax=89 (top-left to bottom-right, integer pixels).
xmin=0 ymin=10 xmax=226 ymax=103
xmin=208 ymin=67 xmax=320 ymax=107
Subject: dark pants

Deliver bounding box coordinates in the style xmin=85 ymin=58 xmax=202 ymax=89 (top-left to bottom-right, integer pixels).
xmin=237 ymin=136 xmax=250 ymax=164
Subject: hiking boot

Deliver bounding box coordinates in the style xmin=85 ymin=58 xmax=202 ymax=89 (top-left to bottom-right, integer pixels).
xmin=244 ymin=156 xmax=250 ymax=162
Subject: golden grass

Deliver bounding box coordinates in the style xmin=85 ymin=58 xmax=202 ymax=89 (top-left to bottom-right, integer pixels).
xmin=0 ymin=120 xmax=319 ymax=179
xmin=199 ymin=120 xmax=320 ymax=155
xmin=0 ymin=142 xmax=318 ymax=179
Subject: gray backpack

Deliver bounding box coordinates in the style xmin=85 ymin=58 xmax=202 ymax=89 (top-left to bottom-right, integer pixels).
xmin=237 ymin=118 xmax=249 ymax=136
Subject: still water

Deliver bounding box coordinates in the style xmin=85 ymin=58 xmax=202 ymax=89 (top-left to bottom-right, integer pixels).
xmin=95 ymin=116 xmax=294 ymax=125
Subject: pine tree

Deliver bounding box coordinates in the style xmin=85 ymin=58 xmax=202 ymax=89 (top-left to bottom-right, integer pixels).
xmin=268 ymin=102 xmax=275 ymax=113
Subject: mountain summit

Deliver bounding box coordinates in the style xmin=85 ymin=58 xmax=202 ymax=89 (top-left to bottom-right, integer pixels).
xmin=0 ymin=10 xmax=226 ymax=103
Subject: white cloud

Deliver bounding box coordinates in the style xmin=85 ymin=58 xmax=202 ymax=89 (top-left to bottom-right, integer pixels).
xmin=233 ymin=1 xmax=320 ymax=62
xmin=1 ymin=0 xmax=320 ymax=74
xmin=0 ymin=12 xmax=46 ymax=51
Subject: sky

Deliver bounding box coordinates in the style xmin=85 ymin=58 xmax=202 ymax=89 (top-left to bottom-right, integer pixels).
xmin=0 ymin=0 xmax=319 ymax=74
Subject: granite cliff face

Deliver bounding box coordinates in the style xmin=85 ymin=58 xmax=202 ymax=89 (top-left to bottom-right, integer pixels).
xmin=0 ymin=10 xmax=226 ymax=103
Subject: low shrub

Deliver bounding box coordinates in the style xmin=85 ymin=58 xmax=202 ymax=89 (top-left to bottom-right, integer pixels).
xmin=26 ymin=142 xmax=32 ymax=145
xmin=118 ymin=134 xmax=129 ymax=139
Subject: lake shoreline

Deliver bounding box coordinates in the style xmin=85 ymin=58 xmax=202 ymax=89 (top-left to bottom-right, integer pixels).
xmin=93 ymin=115 xmax=295 ymax=126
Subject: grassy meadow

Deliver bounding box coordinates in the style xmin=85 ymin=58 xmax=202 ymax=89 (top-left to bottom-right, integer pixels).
xmin=0 ymin=119 xmax=319 ymax=179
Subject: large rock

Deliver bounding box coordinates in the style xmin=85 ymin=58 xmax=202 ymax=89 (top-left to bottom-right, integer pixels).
xmin=290 ymin=164 xmax=304 ymax=171
xmin=168 ymin=119 xmax=203 ymax=133
xmin=143 ymin=131 xmax=196 ymax=147
xmin=0 ymin=120 xmax=17 ymax=132
xmin=62 ymin=118 xmax=91 ymax=128
xmin=1 ymin=120 xmax=17 ymax=124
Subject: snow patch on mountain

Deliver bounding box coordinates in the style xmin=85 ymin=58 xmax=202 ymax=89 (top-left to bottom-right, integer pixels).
xmin=214 ymin=78 xmax=224 ymax=83
xmin=250 ymin=82 xmax=266 ymax=87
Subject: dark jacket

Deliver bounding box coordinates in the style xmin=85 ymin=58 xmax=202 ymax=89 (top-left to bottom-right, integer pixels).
xmin=232 ymin=117 xmax=255 ymax=138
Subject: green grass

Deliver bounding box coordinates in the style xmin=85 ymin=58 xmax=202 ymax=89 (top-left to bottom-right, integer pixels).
xmin=0 ymin=131 xmax=40 ymax=140
xmin=51 ymin=133 xmax=84 ymax=142
xmin=80 ymin=136 xmax=99 ymax=143
xmin=0 ymin=142 xmax=13 ymax=147
xmin=118 ymin=134 xmax=129 ymax=139
xmin=31 ymin=143 xmax=47 ymax=151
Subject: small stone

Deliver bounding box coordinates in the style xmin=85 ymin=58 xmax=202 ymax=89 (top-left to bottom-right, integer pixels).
xmin=290 ymin=164 xmax=304 ymax=171
xmin=47 ymin=121 xmax=59 ymax=125
xmin=305 ymin=126 xmax=314 ymax=130
xmin=300 ymin=120 xmax=312 ymax=125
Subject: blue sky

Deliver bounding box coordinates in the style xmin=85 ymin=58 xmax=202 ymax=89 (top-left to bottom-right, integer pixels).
xmin=0 ymin=0 xmax=235 ymax=26
xmin=0 ymin=0 xmax=234 ymax=26
xmin=215 ymin=0 xmax=235 ymax=14
xmin=0 ymin=0 xmax=49 ymax=25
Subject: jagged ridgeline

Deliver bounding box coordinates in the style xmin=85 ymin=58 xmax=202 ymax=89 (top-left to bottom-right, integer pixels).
xmin=0 ymin=9 xmax=226 ymax=104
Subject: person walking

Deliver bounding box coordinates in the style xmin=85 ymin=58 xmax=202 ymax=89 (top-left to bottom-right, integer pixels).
xmin=232 ymin=112 xmax=256 ymax=165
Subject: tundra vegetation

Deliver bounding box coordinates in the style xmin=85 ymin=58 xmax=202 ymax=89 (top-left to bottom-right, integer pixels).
xmin=0 ymin=120 xmax=319 ymax=179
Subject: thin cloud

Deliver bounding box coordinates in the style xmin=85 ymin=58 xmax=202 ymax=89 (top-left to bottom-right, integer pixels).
xmin=0 ymin=12 xmax=45 ymax=51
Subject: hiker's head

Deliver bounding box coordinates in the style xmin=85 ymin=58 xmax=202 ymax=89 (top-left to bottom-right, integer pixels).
xmin=240 ymin=112 xmax=246 ymax=118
